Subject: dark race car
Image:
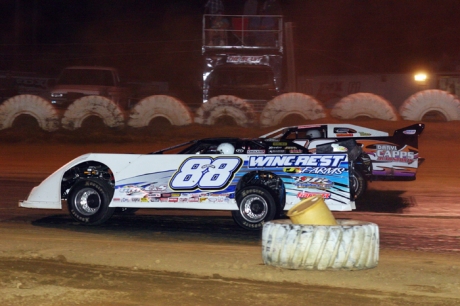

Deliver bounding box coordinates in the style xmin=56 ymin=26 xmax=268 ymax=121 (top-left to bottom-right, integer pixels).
xmin=20 ymin=137 xmax=362 ymax=230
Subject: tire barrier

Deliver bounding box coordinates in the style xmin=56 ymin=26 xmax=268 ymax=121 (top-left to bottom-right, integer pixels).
xmin=259 ymin=93 xmax=326 ymax=127
xmin=331 ymin=93 xmax=398 ymax=121
xmin=128 ymin=95 xmax=193 ymax=127
xmin=0 ymin=94 xmax=59 ymax=131
xmin=262 ymin=219 xmax=379 ymax=270
xmin=61 ymin=96 xmax=125 ymax=130
xmin=194 ymin=95 xmax=257 ymax=127
xmin=399 ymin=90 xmax=460 ymax=121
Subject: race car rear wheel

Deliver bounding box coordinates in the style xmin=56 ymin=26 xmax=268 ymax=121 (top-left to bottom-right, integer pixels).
xmin=232 ymin=186 xmax=277 ymax=230
xmin=68 ymin=179 xmax=115 ymax=225
xmin=351 ymin=169 xmax=366 ymax=199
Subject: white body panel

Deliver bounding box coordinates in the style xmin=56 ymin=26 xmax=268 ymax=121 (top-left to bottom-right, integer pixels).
xmin=20 ymin=152 xmax=355 ymax=212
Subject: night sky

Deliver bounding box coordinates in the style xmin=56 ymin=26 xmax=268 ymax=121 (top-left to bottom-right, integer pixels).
xmin=1 ymin=0 xmax=460 ymax=102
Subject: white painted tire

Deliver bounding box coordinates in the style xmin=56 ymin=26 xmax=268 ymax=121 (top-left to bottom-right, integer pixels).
xmin=0 ymin=94 xmax=59 ymax=131
xmin=128 ymin=95 xmax=192 ymax=127
xmin=400 ymin=90 xmax=460 ymax=121
xmin=262 ymin=219 xmax=379 ymax=270
xmin=194 ymin=95 xmax=256 ymax=127
xmin=331 ymin=93 xmax=398 ymax=121
xmin=260 ymin=93 xmax=326 ymax=127
xmin=61 ymin=96 xmax=125 ymax=130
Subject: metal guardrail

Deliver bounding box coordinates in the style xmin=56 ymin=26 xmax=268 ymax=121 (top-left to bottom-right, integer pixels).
xmin=202 ymin=14 xmax=283 ymax=53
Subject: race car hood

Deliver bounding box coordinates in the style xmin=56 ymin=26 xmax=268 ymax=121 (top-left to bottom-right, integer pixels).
xmin=19 ymin=153 xmax=144 ymax=209
xmin=50 ymin=85 xmax=108 ymax=95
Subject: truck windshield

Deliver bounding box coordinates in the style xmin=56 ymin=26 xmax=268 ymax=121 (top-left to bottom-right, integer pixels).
xmin=57 ymin=69 xmax=115 ymax=86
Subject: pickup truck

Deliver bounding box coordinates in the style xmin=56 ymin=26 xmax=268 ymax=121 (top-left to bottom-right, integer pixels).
xmin=1 ymin=70 xmax=55 ymax=103
xmin=50 ymin=66 xmax=168 ymax=110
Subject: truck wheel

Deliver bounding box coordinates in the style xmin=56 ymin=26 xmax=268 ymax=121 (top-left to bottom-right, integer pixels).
xmin=62 ymin=96 xmax=125 ymax=130
xmin=0 ymin=94 xmax=59 ymax=131
xmin=128 ymin=95 xmax=193 ymax=127
xmin=331 ymin=93 xmax=398 ymax=121
xmin=351 ymin=169 xmax=366 ymax=199
xmin=232 ymin=186 xmax=277 ymax=230
xmin=260 ymin=93 xmax=326 ymax=127
xmin=262 ymin=219 xmax=379 ymax=270
xmin=68 ymin=179 xmax=115 ymax=225
xmin=195 ymin=95 xmax=256 ymax=127
xmin=400 ymin=89 xmax=460 ymax=121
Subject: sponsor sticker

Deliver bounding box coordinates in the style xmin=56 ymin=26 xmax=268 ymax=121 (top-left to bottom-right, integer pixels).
xmin=297 ymin=192 xmax=331 ymax=199
xmin=247 ymin=149 xmax=265 ymax=154
xmin=249 ymin=155 xmax=346 ymax=168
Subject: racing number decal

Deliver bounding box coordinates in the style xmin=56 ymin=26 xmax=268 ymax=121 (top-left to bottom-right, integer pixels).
xmin=170 ymin=157 xmax=242 ymax=190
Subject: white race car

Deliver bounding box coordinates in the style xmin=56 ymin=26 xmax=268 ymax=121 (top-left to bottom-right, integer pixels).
xmin=19 ymin=137 xmax=360 ymax=230
xmin=261 ymin=123 xmax=425 ymax=198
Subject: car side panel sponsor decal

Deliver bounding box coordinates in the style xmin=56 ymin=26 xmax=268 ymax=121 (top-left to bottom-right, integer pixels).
xmin=112 ymin=154 xmax=351 ymax=208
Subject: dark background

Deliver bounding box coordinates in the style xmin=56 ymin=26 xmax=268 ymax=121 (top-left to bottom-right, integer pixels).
xmin=1 ymin=0 xmax=460 ymax=103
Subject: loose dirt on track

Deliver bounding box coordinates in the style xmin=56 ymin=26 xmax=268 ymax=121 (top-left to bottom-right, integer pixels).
xmin=1 ymin=117 xmax=460 ymax=305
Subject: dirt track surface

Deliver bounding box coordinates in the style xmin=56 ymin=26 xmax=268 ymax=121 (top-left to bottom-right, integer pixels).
xmin=1 ymin=118 xmax=460 ymax=305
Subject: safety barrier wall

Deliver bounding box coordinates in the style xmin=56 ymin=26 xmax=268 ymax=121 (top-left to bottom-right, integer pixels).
xmin=0 ymin=90 xmax=458 ymax=131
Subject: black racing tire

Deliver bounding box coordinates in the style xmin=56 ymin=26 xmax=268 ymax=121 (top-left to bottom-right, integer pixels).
xmin=232 ymin=186 xmax=277 ymax=230
xmin=67 ymin=179 xmax=115 ymax=225
xmin=351 ymin=169 xmax=367 ymax=199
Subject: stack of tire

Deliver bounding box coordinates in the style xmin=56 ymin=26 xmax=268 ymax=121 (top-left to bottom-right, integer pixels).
xmin=261 ymin=196 xmax=379 ymax=270
xmin=261 ymin=219 xmax=379 ymax=270
xmin=1 ymin=89 xmax=460 ymax=131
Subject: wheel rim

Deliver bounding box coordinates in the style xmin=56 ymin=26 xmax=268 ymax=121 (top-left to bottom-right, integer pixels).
xmin=240 ymin=194 xmax=268 ymax=223
xmin=351 ymin=175 xmax=358 ymax=193
xmin=351 ymin=173 xmax=360 ymax=195
xmin=73 ymin=188 xmax=102 ymax=216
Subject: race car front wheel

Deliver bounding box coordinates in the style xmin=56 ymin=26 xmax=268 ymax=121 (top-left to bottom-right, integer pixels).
xmin=232 ymin=186 xmax=277 ymax=230
xmin=68 ymin=179 xmax=115 ymax=225
xmin=351 ymin=170 xmax=367 ymax=199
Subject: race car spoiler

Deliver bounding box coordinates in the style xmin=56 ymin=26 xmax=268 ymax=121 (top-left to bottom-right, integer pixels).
xmin=393 ymin=123 xmax=425 ymax=136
